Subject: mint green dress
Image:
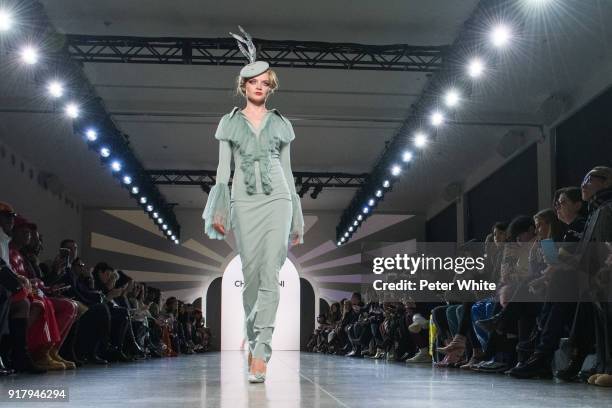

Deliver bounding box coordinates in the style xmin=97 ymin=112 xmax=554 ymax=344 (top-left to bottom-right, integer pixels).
xmin=202 ymin=106 xmax=304 ymax=363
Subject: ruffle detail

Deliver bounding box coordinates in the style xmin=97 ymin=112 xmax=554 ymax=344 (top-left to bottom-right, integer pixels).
xmin=290 ymin=193 xmax=304 ymax=244
xmin=215 ymin=111 xmax=294 ymax=196
xmin=202 ymin=183 xmax=231 ymax=240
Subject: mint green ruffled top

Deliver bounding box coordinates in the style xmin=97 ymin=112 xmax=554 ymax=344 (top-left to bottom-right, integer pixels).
xmin=202 ymin=107 xmax=304 ymax=243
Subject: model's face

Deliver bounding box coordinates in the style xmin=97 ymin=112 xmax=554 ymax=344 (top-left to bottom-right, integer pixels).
xmin=244 ymin=72 xmax=271 ymax=104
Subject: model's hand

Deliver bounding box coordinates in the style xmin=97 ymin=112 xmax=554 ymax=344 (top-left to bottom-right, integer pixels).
xmin=213 ymin=222 xmax=226 ymax=236
xmin=290 ymin=232 xmax=301 ymax=247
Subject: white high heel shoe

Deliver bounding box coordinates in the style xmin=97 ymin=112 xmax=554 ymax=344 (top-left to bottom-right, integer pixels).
xmin=248 ymin=358 xmax=266 ymax=383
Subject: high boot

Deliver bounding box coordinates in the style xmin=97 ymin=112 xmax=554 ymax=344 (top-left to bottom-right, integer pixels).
xmin=31 ymin=345 xmax=65 ymax=371
xmin=50 ymin=346 xmax=76 ymax=369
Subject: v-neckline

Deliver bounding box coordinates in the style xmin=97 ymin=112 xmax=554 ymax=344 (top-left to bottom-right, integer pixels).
xmin=240 ymin=109 xmax=271 ymax=134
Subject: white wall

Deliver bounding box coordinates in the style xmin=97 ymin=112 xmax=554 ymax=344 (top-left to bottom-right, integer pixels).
xmin=0 ymin=141 xmax=82 ymax=260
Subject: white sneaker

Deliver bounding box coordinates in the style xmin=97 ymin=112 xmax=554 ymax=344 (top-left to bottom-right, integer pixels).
xmin=248 ymin=372 xmax=266 ymax=383
xmin=405 ymin=348 xmax=431 ymax=364
xmin=408 ymin=314 xmax=429 ymax=334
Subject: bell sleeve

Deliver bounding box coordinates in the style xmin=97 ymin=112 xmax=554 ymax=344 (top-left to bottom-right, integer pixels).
xmin=279 ymin=119 xmax=305 ymax=244
xmin=202 ymin=116 xmax=232 ymax=240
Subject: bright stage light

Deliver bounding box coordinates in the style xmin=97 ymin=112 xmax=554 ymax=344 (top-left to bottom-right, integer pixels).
xmin=122 ymin=175 xmax=132 ymax=185
xmin=140 ymin=196 xmax=147 ymax=204
xmin=348 ymin=226 xmax=354 ymax=232
xmin=157 ymin=218 xmax=163 ymax=224
xmin=85 ymin=129 xmax=98 ymax=142
xmin=468 ymin=58 xmax=485 ymax=78
xmin=368 ymin=199 xmax=375 ymax=206
xmin=100 ymin=147 xmax=111 ymax=158
xmin=131 ymin=186 xmax=139 ymax=195
xmin=162 ymin=224 xmax=168 ymax=230
xmin=20 ymin=46 xmax=38 ymax=65
xmin=375 ymin=189 xmax=382 ymax=197
xmin=362 ymin=206 xmax=369 ymax=214
xmin=47 ymin=81 xmax=64 ymax=98
xmin=430 ymin=111 xmax=444 ymax=127
xmin=444 ymin=89 xmax=460 ymax=108
xmin=353 ymin=220 xmax=359 ymax=226
xmin=414 ymin=132 xmax=428 ymax=148
xmin=403 ymin=151 xmax=414 ymax=162
xmin=146 ymin=205 xmax=153 ymax=212
xmin=357 ymin=214 xmax=363 ymax=221
xmin=491 ymin=24 xmax=511 ymax=48
xmin=65 ymin=103 xmax=80 ymax=119
xmin=0 ymin=10 xmax=13 ymax=32
xmin=152 ymin=212 xmax=159 ymax=218
xmin=391 ymin=165 xmax=401 ymax=176
xmin=344 ymin=232 xmax=349 ymax=238
xmin=383 ymin=180 xmax=390 ymax=188
xmin=111 ymin=161 xmax=122 ymax=172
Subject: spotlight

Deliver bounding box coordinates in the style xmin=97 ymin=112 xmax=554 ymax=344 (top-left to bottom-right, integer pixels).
xmin=162 ymin=224 xmax=168 ymax=230
xmin=140 ymin=196 xmax=147 ymax=204
xmin=383 ymin=180 xmax=390 ymax=188
xmin=166 ymin=230 xmax=172 ymax=236
xmin=0 ymin=9 xmax=13 ymax=32
xmin=146 ymin=205 xmax=153 ymax=212
xmin=467 ymin=58 xmax=485 ymax=78
xmin=100 ymin=147 xmax=111 ymax=158
xmin=491 ymin=24 xmax=511 ymax=48
xmin=414 ymin=132 xmax=428 ymax=148
xmin=171 ymin=235 xmax=176 ymax=240
xmin=174 ymin=239 xmax=180 ymax=245
xmin=337 ymin=241 xmax=342 ymax=246
xmin=122 ymin=175 xmax=132 ymax=185
xmin=349 ymin=226 xmax=354 ymax=232
xmin=357 ymin=214 xmax=363 ymax=221
xmin=402 ymin=151 xmax=413 ymax=162
xmin=391 ymin=165 xmax=401 ymax=176
xmin=65 ymin=103 xmax=80 ymax=119
xmin=444 ymin=89 xmax=460 ymax=108
xmin=47 ymin=81 xmax=64 ymax=98
xmin=362 ymin=206 xmax=369 ymax=214
xmin=111 ymin=161 xmax=122 ymax=172
xmin=368 ymin=199 xmax=375 ymax=206
xmin=20 ymin=46 xmax=39 ymax=65
xmin=341 ymin=237 xmax=346 ymax=243
xmin=375 ymin=190 xmax=382 ymax=198
xmin=344 ymin=232 xmax=349 ymax=238
xmin=353 ymin=220 xmax=359 ymax=226
xmin=85 ymin=129 xmax=98 ymax=142
xmin=157 ymin=218 xmax=163 ymax=224
xmin=310 ymin=185 xmax=323 ymax=199
xmin=152 ymin=212 xmax=159 ymax=218
xmin=430 ymin=111 xmax=444 ymax=127
xmin=131 ymin=186 xmax=139 ymax=195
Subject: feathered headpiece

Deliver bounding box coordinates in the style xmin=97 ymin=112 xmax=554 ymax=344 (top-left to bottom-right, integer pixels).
xmin=229 ymin=25 xmax=269 ymax=78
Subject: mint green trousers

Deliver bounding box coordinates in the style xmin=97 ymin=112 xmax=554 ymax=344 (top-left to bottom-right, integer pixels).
xmin=231 ymin=195 xmax=292 ymax=363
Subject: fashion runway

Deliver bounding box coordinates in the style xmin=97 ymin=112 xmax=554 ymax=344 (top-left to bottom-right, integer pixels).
xmin=1 ymin=351 xmax=610 ymax=407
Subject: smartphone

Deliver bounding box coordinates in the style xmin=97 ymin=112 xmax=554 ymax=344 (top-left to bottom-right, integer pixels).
xmin=540 ymin=238 xmax=559 ymax=265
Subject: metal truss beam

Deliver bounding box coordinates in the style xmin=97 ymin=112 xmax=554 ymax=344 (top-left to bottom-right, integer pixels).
xmin=65 ymin=34 xmax=447 ymax=72
xmin=146 ymin=170 xmax=368 ymax=188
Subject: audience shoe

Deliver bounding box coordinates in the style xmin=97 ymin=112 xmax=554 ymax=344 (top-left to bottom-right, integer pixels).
xmin=588 ymin=373 xmax=603 ymax=385
xmin=554 ymin=351 xmax=588 ymax=381
xmin=0 ymin=356 xmax=15 ymax=376
xmin=507 ymin=354 xmax=552 ymax=379
xmin=87 ymin=353 xmax=109 ymax=365
xmin=32 ymin=347 xmax=65 ymax=371
xmin=475 ymin=360 xmax=510 ymax=373
xmin=406 ymin=348 xmax=431 ymax=364
xmin=434 ymin=354 xmax=453 ymax=368
xmin=50 ymin=347 xmax=76 ymax=370
xmin=408 ymin=314 xmax=429 ymax=334
xmin=460 ymin=355 xmax=484 ymax=370
xmin=437 ymin=334 xmax=467 ymax=355
xmin=594 ymin=374 xmax=612 ymax=387
xmin=371 ymin=348 xmax=385 ymax=359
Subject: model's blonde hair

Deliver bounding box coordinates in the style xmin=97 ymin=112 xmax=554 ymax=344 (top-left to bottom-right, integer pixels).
xmin=235 ymin=69 xmax=279 ymax=98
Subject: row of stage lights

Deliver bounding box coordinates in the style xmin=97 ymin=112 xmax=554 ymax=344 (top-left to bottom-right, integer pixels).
xmin=337 ymin=0 xmax=553 ymax=246
xmin=0 ymin=7 xmax=180 ymax=244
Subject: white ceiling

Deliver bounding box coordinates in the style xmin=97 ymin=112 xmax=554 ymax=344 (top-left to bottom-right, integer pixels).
xmin=1 ymin=0 xmax=611 ymax=215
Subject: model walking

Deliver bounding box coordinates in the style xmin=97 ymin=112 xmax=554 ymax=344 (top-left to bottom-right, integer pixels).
xmin=203 ymin=26 xmax=304 ymax=383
